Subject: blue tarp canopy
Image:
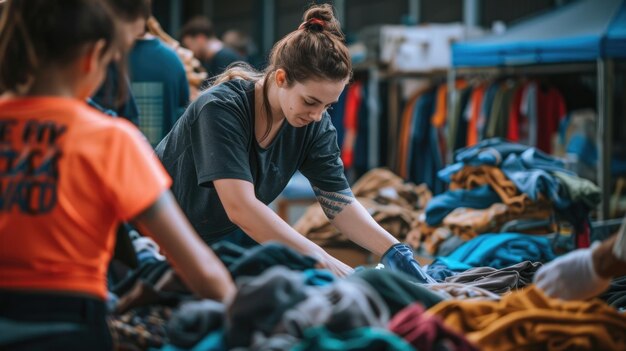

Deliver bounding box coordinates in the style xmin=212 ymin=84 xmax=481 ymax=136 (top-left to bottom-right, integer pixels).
xmin=453 ymin=0 xmax=626 ymax=67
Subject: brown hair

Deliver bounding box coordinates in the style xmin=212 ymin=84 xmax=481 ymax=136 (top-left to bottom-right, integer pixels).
xmin=213 ymin=3 xmax=352 ymax=142
xmin=0 ymin=0 xmax=120 ymax=94
xmin=106 ymin=0 xmax=152 ymax=22
xmin=180 ymin=16 xmax=216 ymax=41
xmin=102 ymin=0 xmax=152 ymax=106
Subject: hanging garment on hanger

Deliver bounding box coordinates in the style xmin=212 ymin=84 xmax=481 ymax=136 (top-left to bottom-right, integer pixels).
xmin=341 ymin=81 xmax=363 ymax=170
xmin=431 ymin=84 xmax=449 ymax=166
xmin=432 ymin=81 xmax=468 ymax=165
xmin=448 ymin=86 xmax=473 ymax=155
xmin=354 ymin=83 xmax=371 ymax=178
xmin=507 ymin=80 xmax=528 ymax=143
xmin=466 ymin=84 xmax=487 ymax=147
xmin=518 ymin=81 xmax=538 ymax=145
xmin=397 ymin=86 xmax=431 ymax=178
xmin=329 ymin=88 xmax=348 ymax=148
xmin=538 ymin=86 xmax=567 ymax=154
xmin=408 ymin=89 xmax=445 ymax=193
xmin=431 ymin=84 xmax=449 ymax=128
xmin=408 ymin=90 xmax=436 ymax=181
xmin=479 ymin=82 xmax=500 ymax=140
xmin=487 ymin=81 xmax=518 ymax=139
xmin=486 ymin=85 xmax=506 ymax=139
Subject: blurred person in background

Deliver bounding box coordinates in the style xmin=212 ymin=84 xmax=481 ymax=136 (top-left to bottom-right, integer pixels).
xmin=179 ymin=16 xmax=244 ymax=81
xmin=129 ymin=8 xmax=190 ymax=146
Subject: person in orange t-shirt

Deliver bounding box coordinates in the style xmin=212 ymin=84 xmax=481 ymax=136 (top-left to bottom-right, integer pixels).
xmin=0 ymin=1 xmax=234 ymax=349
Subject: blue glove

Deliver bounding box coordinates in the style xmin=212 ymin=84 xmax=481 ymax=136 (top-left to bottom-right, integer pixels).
xmin=381 ymin=243 xmax=436 ymax=284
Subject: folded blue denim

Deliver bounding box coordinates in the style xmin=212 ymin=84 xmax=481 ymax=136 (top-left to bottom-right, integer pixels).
xmin=501 ymin=150 xmax=571 ymax=208
xmin=425 ymin=185 xmax=501 ymax=226
xmin=440 ymin=141 xmax=575 ymax=209
xmin=438 ymin=138 xmax=573 ymax=185
xmin=454 ymin=138 xmax=529 ymax=167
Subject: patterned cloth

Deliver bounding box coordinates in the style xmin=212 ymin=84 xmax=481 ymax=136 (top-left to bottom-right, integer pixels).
xmin=108 ymin=306 xmax=172 ymax=351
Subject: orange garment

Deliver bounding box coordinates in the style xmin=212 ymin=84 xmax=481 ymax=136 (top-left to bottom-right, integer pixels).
xmin=428 ymin=285 xmax=626 ymax=351
xmin=449 ymin=165 xmax=533 ymax=214
xmin=0 ymin=97 xmax=171 ymax=299
xmin=431 ymin=84 xmax=448 ymax=129
xmin=397 ymin=87 xmax=430 ymax=178
xmin=466 ymin=84 xmax=486 ymax=146
xmin=431 ymin=81 xmax=468 ymax=165
xmin=431 ymin=81 xmax=468 ymax=129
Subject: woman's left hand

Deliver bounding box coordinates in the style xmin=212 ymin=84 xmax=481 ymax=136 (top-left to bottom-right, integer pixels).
xmin=315 ymin=253 xmax=354 ymax=277
xmin=381 ymin=243 xmax=436 ymax=284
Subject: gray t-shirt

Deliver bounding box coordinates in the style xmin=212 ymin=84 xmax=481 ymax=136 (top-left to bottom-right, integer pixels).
xmin=155 ymin=79 xmax=348 ymax=243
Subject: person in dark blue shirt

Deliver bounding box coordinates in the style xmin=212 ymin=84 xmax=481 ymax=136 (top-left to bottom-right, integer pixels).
xmin=90 ymin=0 xmax=151 ymax=125
xmin=129 ymin=33 xmax=190 ymax=146
xmin=179 ymin=16 xmax=244 ymax=82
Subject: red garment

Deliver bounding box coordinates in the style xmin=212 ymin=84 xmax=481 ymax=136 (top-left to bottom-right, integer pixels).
xmin=537 ymin=87 xmax=566 ymax=153
xmin=341 ymin=82 xmax=363 ymax=169
xmin=389 ymin=303 xmax=479 ymax=351
xmin=576 ymin=218 xmax=591 ymax=248
xmin=507 ymin=83 xmax=526 ymax=142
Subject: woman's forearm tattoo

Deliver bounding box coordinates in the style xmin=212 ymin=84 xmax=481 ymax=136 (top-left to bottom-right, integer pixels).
xmin=312 ymin=186 xmax=355 ymax=220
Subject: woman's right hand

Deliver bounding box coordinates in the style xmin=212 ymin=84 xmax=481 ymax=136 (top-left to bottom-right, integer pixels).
xmin=133 ymin=191 xmax=236 ymax=301
xmin=315 ymin=253 xmax=354 ymax=277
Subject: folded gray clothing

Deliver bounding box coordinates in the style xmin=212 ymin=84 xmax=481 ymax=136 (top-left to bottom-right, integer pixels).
xmin=444 ymin=260 xmax=542 ymax=294
xmin=225 ymin=267 xmax=309 ymax=348
xmin=226 ymin=266 xmax=394 ymax=349
xmin=166 ymin=299 xmax=225 ymax=348
xmin=276 ymin=279 xmax=389 ymax=338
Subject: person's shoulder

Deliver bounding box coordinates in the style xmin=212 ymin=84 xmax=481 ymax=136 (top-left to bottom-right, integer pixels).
xmin=75 ymin=103 xmax=145 ymax=142
xmin=153 ymin=39 xmax=183 ymax=61
xmin=196 ymin=79 xmax=254 ymax=107
xmin=133 ymin=39 xmax=181 ymax=62
xmin=183 ymin=80 xmax=253 ymax=127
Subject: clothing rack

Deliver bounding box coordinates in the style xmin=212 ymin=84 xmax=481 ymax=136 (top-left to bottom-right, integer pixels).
xmin=447 ymin=59 xmax=623 ymax=220
xmin=350 ymin=64 xmax=449 ymax=174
